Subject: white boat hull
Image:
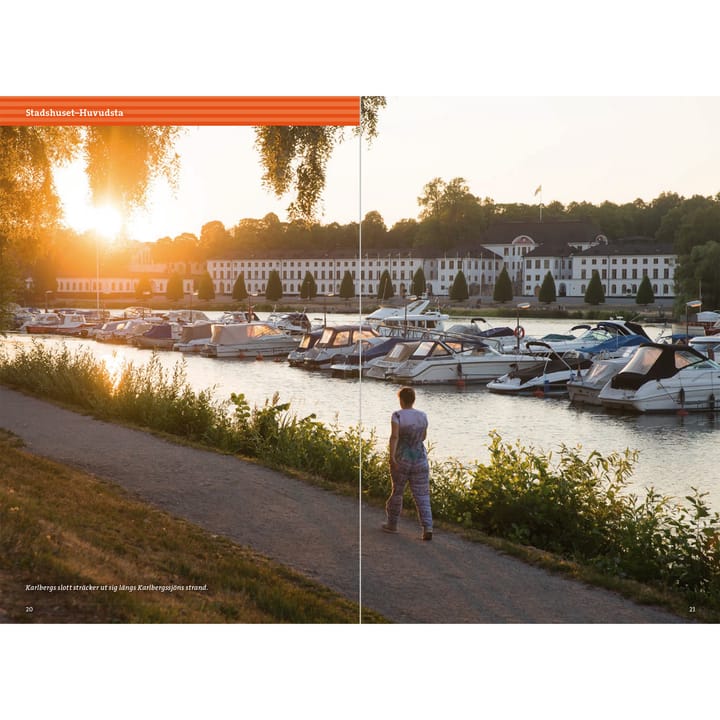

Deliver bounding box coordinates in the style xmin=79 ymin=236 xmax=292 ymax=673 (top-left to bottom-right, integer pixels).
xmin=599 ymin=374 xmax=720 ymax=413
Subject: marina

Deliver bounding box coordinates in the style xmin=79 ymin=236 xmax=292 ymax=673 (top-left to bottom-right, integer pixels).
xmin=3 ymin=311 xmax=719 ymax=511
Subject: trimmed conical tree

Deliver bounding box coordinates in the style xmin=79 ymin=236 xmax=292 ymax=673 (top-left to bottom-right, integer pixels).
xmin=377 ymin=270 xmax=394 ymax=300
xmin=538 ymin=271 xmax=557 ymax=304
xmin=265 ymin=269 xmax=283 ymax=301
xmin=493 ymin=266 xmax=513 ymax=303
xmin=339 ymin=270 xmax=355 ymax=299
xmin=411 ymin=267 xmax=426 ymax=297
xmin=232 ymin=273 xmax=248 ymax=301
xmin=636 ymin=275 xmax=655 ymax=306
xmin=166 ymin=273 xmax=184 ymax=302
xmin=135 ymin=276 xmax=153 ymax=300
xmin=197 ymin=272 xmax=216 ymax=301
xmin=300 ymin=271 xmax=317 ymax=300
xmin=584 ymin=270 xmax=605 ymax=305
xmin=449 ymin=270 xmax=469 ymax=301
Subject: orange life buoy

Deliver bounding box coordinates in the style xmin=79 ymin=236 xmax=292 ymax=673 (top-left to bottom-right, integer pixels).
xmin=514 ymin=325 xmax=525 ymax=339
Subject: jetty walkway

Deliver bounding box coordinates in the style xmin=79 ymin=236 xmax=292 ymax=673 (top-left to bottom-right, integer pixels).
xmin=0 ymin=385 xmax=682 ymax=623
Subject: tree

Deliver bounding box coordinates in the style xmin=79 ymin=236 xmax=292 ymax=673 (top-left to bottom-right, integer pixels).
xmin=449 ymin=270 xmax=469 ymax=301
xmin=377 ymin=270 xmax=394 ymax=300
xmin=636 ymin=274 xmax=655 ymax=306
xmin=493 ymin=267 xmax=513 ymax=303
xmin=254 ymin=96 xmax=385 ymax=220
xmin=538 ymin=272 xmax=557 ymax=304
xmin=166 ymin=273 xmax=184 ymax=302
xmin=134 ymin=276 xmax=153 ymax=300
xmin=411 ymin=267 xmax=427 ymax=297
xmin=339 ymin=270 xmax=355 ymax=299
xmin=300 ymin=271 xmax=317 ymax=300
xmin=232 ymin=273 xmax=248 ymax=301
xmin=584 ymin=270 xmax=605 ymax=305
xmin=674 ymin=240 xmax=720 ymax=310
xmin=265 ymin=269 xmax=283 ymax=301
xmin=197 ymin=272 xmax=215 ymax=301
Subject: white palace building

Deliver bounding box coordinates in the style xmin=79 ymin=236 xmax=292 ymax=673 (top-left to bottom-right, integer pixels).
xmin=54 ymin=221 xmax=678 ymax=301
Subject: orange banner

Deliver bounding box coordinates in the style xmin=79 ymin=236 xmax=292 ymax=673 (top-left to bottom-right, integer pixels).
xmin=0 ymin=96 xmax=361 ymax=126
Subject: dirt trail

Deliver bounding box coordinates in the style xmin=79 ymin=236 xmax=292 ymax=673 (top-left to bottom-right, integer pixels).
xmin=0 ymin=386 xmax=683 ymax=623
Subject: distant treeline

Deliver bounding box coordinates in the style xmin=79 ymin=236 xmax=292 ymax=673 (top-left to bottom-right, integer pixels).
xmin=34 ymin=181 xmax=720 ymax=308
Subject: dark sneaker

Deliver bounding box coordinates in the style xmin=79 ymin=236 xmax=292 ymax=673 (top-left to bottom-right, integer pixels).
xmin=422 ymin=528 xmax=433 ymax=541
xmin=382 ymin=522 xmax=398 ymax=534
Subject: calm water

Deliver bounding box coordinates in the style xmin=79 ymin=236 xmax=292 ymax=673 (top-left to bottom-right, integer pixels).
xmin=4 ymin=313 xmax=719 ymax=509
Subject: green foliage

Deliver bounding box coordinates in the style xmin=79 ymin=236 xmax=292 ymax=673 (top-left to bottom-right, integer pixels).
xmin=449 ymin=269 xmax=469 ymax=301
xmin=429 ymin=432 xmax=720 ymax=600
xmin=232 ymin=273 xmax=248 ymax=301
xmin=339 ymin=270 xmax=355 ymax=299
xmin=493 ymin=266 xmax=513 ymax=303
xmin=538 ymin=271 xmax=557 ymax=304
xmin=584 ymin=270 xmax=605 ymax=305
xmin=674 ymin=240 xmax=720 ymax=310
xmin=166 ymin=272 xmax=184 ymax=302
xmin=254 ymin=97 xmax=385 ymax=221
xmin=265 ymin=269 xmax=283 ymax=302
xmin=377 ymin=270 xmax=394 ymax=300
xmin=636 ymin=274 xmax=655 ymax=305
xmin=299 ymin=271 xmax=317 ymax=300
xmin=197 ymin=272 xmax=215 ymax=301
xmin=411 ymin=267 xmax=426 ymax=297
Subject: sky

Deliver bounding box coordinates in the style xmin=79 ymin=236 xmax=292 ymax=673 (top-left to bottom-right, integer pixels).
xmin=54 ymin=96 xmax=720 ymax=243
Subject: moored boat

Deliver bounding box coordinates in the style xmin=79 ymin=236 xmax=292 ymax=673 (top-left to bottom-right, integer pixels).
xmin=201 ymin=322 xmax=300 ymax=359
xmin=487 ymin=342 xmax=593 ymax=396
xmin=388 ymin=338 xmax=541 ymax=386
xmin=597 ymin=342 xmax=720 ymax=413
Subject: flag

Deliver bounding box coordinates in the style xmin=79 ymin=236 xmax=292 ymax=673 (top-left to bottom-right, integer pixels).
xmin=534 ymin=185 xmax=542 ymax=196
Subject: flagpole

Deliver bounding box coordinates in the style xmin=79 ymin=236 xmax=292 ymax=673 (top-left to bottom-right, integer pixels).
xmin=535 ymin=184 xmax=543 ymax=223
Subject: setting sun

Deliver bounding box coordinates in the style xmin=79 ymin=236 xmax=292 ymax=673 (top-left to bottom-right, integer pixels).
xmin=54 ymin=162 xmax=124 ymax=240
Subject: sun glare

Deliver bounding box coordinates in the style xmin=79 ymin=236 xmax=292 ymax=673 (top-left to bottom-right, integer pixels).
xmin=55 ymin=162 xmax=123 ymax=240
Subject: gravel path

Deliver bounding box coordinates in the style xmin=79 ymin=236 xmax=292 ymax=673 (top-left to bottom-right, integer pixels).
xmin=0 ymin=386 xmax=683 ymax=623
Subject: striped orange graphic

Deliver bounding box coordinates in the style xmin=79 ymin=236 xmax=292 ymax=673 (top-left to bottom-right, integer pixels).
xmin=0 ymin=96 xmax=361 ymax=126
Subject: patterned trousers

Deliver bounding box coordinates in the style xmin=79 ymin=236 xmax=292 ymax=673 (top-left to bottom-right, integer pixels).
xmin=386 ymin=463 xmax=433 ymax=529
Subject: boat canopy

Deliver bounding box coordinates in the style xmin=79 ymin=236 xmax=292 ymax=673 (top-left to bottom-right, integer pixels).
xmin=611 ymin=343 xmax=714 ymax=390
xmin=210 ymin=322 xmax=289 ymax=344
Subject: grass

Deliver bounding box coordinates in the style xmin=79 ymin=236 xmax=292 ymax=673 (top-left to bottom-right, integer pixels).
xmin=0 ymin=430 xmax=383 ymax=623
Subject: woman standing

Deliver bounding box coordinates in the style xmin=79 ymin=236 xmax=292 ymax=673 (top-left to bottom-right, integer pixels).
xmin=383 ymin=386 xmax=433 ymax=540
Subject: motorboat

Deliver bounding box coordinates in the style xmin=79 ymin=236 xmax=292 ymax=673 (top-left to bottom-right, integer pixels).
xmin=689 ymin=335 xmax=720 ymax=360
xmin=364 ymin=341 xmax=422 ymax=380
xmin=20 ymin=312 xmax=92 ymax=337
xmin=329 ymin=336 xmax=408 ymax=378
xmin=94 ymin=319 xmax=128 ymax=342
xmin=301 ymin=324 xmax=383 ymax=370
xmin=441 ymin=318 xmax=524 ymax=352
xmin=367 ymin=298 xmax=448 ymax=337
xmin=287 ymin=329 xmax=324 ymax=367
xmin=531 ymin=320 xmax=651 ymax=355
xmin=597 ymin=342 xmax=720 ymax=413
xmin=132 ymin=322 xmax=183 ymax=350
xmin=165 ymin=309 xmax=210 ymax=324
xmin=682 ymin=310 xmax=720 ymax=337
xmin=487 ymin=342 xmax=594 ymax=396
xmin=200 ymin=322 xmax=300 ymax=359
xmin=388 ymin=338 xmax=542 ymax=386
xmin=266 ymin=310 xmax=317 ymax=335
xmin=107 ymin=318 xmax=163 ymax=344
xmin=567 ymin=350 xmax=638 ymax=406
xmin=173 ymin=322 xmax=213 ymax=353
